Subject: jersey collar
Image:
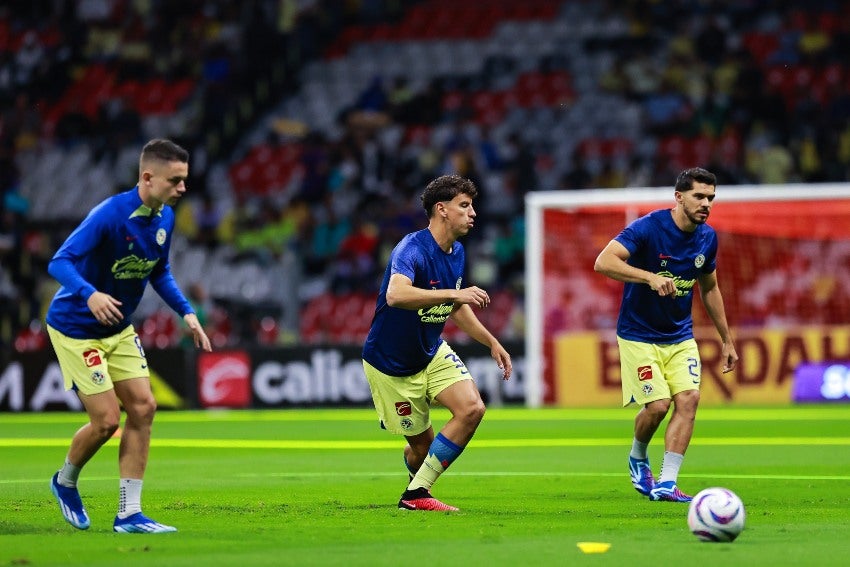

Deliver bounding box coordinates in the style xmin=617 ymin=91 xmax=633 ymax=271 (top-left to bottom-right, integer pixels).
xmin=129 ymin=204 xmax=162 ymax=218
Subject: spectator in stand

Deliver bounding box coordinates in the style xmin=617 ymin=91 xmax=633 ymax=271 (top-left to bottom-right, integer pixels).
xmin=560 ymin=149 xmax=593 ymax=190
xmin=331 ymin=214 xmax=380 ymax=293
xmin=297 ymin=131 xmax=331 ymax=205
xmin=54 ymin=99 xmax=95 ymax=149
xmin=504 ymin=132 xmax=538 ymax=194
xmin=193 ymin=193 xmax=222 ymax=250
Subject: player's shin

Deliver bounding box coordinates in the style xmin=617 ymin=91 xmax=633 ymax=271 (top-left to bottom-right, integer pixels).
xmin=407 ymin=433 xmax=463 ymax=491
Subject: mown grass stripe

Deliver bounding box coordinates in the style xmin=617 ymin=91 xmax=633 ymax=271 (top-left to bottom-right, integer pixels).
xmin=3 ymin=471 xmax=848 ymax=485
xmin=2 ymin=436 xmax=850 ymax=449
xmin=2 ymin=406 xmax=850 ymax=425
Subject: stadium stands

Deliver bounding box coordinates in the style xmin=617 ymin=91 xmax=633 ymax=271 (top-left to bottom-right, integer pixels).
xmin=3 ymin=0 xmax=850 ymax=355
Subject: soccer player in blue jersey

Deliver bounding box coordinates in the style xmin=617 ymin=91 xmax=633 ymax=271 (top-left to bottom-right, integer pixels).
xmin=362 ymin=174 xmax=512 ymax=511
xmin=46 ymin=139 xmax=212 ymax=532
xmin=594 ymin=167 xmax=738 ymax=503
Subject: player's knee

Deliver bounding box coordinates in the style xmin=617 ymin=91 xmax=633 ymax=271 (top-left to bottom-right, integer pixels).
xmin=92 ymin=414 xmax=121 ymax=440
xmin=127 ymin=394 xmax=157 ymax=424
xmin=461 ymin=397 xmax=486 ymax=426
xmin=645 ymin=399 xmax=671 ymax=423
xmin=674 ymin=390 xmax=700 ymax=417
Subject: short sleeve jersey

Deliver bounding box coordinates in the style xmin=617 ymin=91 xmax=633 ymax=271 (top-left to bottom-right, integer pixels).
xmin=362 ymin=229 xmax=465 ymax=376
xmin=46 ymin=187 xmax=191 ymax=339
xmin=614 ymin=208 xmax=718 ymax=344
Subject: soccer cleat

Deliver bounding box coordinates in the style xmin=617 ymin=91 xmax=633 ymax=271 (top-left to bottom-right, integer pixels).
xmin=113 ymin=512 xmax=177 ymax=533
xmin=628 ymin=456 xmax=655 ymax=496
xmin=50 ymin=472 xmax=90 ymax=530
xmin=398 ymin=487 xmax=459 ymax=511
xmin=649 ymin=480 xmax=693 ymax=502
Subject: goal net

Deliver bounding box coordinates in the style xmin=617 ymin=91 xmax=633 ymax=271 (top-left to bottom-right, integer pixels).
xmin=525 ymin=184 xmax=850 ymax=407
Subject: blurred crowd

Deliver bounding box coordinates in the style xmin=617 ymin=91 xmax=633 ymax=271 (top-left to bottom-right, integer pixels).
xmin=3 ymin=0 xmax=850 ymax=358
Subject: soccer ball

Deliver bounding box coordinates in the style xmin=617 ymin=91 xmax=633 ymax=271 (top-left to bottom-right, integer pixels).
xmin=687 ymin=487 xmax=746 ymax=542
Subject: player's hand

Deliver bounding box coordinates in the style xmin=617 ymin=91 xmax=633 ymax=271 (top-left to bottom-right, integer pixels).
xmin=492 ymin=344 xmax=512 ymax=380
xmin=455 ymin=286 xmax=491 ymax=309
xmin=721 ymin=342 xmax=738 ymax=374
xmin=87 ymin=291 xmax=124 ymax=326
xmin=648 ymin=274 xmax=677 ymax=297
xmin=184 ymin=313 xmax=212 ymax=352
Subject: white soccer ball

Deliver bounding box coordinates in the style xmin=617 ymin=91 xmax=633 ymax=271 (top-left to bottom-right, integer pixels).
xmin=687 ymin=487 xmax=746 ymax=542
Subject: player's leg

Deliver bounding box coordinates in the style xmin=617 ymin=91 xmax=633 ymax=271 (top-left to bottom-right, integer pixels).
xmin=399 ymin=344 xmax=481 ymax=510
xmin=618 ymin=337 xmax=671 ymax=497
xmin=111 ymin=376 xmax=175 ymax=532
xmin=411 ymin=377 xmax=483 ymax=481
xmin=398 ymin=385 xmax=478 ymax=512
xmin=362 ymin=359 xmax=451 ymax=509
xmin=650 ymin=339 xmax=701 ymax=503
xmin=109 ymin=327 xmax=176 ymax=533
xmin=404 ymin=429 xmax=434 ymax=480
xmin=51 ymin=389 xmax=122 ymax=530
xmin=47 ymin=326 xmax=120 ymax=530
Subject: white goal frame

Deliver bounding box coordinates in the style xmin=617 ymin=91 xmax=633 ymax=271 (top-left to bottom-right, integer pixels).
xmin=524 ymin=183 xmax=850 ymax=407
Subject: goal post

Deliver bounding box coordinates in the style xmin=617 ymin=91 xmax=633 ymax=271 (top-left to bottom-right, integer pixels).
xmin=524 ymin=183 xmax=850 ymax=408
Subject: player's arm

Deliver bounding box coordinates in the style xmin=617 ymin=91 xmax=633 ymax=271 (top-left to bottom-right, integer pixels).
xmin=450 ymin=304 xmax=512 ymax=380
xmin=150 ymin=264 xmax=212 ymax=351
xmin=698 ymin=270 xmax=738 ymax=374
xmin=48 ymin=206 xmax=124 ymax=325
xmin=386 ymin=273 xmax=491 ymax=309
xmin=594 ymin=239 xmax=676 ymax=297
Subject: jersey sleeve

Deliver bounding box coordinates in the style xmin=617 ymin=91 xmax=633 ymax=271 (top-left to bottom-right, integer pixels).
xmin=149 ymin=218 xmax=193 ymax=316
xmin=390 ymin=238 xmax=421 ymax=281
xmin=150 ymin=269 xmax=193 ymax=317
xmin=614 ymin=216 xmax=648 ymax=256
xmin=702 ymin=229 xmax=719 ymax=274
xmin=47 ymin=203 xmax=110 ymax=301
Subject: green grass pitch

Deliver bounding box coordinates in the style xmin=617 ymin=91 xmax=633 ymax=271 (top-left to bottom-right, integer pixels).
xmin=2 ymin=406 xmax=850 ymax=566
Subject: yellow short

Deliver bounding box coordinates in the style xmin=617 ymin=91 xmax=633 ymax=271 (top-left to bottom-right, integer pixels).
xmin=47 ymin=324 xmax=150 ymax=395
xmin=362 ymin=342 xmax=472 ymax=435
xmin=617 ymin=337 xmax=701 ymax=407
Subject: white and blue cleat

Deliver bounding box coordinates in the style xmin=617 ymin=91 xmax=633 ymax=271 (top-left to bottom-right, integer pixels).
xmin=628 ymin=456 xmax=655 ymax=497
xmin=649 ymin=480 xmax=693 ymax=503
xmin=51 ymin=472 xmax=90 ymax=530
xmin=113 ymin=512 xmax=177 ymax=533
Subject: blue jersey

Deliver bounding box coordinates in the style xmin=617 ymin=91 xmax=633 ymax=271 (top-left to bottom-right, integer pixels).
xmin=614 ymin=209 xmax=717 ymax=344
xmin=362 ymin=229 xmax=465 ymax=376
xmin=46 ymin=187 xmax=192 ymax=339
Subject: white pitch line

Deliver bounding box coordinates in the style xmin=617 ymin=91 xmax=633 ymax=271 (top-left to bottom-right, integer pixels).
xmin=235 ymin=471 xmax=850 ymax=481
xmin=3 ymin=471 xmax=850 ymax=485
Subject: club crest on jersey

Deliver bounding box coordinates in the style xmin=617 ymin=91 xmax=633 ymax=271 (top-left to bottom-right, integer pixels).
xmin=642 ymin=383 xmax=654 ymax=396
xmin=694 ymin=254 xmax=705 ymax=268
xmin=400 ymin=417 xmax=413 ymax=430
xmin=91 ymin=370 xmax=105 ymax=385
xmin=156 ymin=228 xmax=167 ymax=246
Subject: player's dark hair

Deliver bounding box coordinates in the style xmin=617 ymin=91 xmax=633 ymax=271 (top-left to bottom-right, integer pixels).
xmin=675 ymin=167 xmax=716 ymax=192
xmin=141 ymin=138 xmax=189 ymax=164
xmin=421 ymin=174 xmax=478 ymax=217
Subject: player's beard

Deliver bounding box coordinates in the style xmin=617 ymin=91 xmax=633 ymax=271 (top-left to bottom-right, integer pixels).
xmin=685 ymin=206 xmax=709 ymax=225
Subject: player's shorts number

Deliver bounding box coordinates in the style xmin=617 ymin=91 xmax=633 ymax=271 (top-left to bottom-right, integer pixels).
xmin=134 ymin=335 xmax=147 ymax=359
xmin=443 ymin=352 xmax=469 ymax=375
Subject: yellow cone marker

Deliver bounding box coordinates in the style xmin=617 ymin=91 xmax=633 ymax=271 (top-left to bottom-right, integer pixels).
xmin=577 ymin=542 xmax=611 ymax=554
